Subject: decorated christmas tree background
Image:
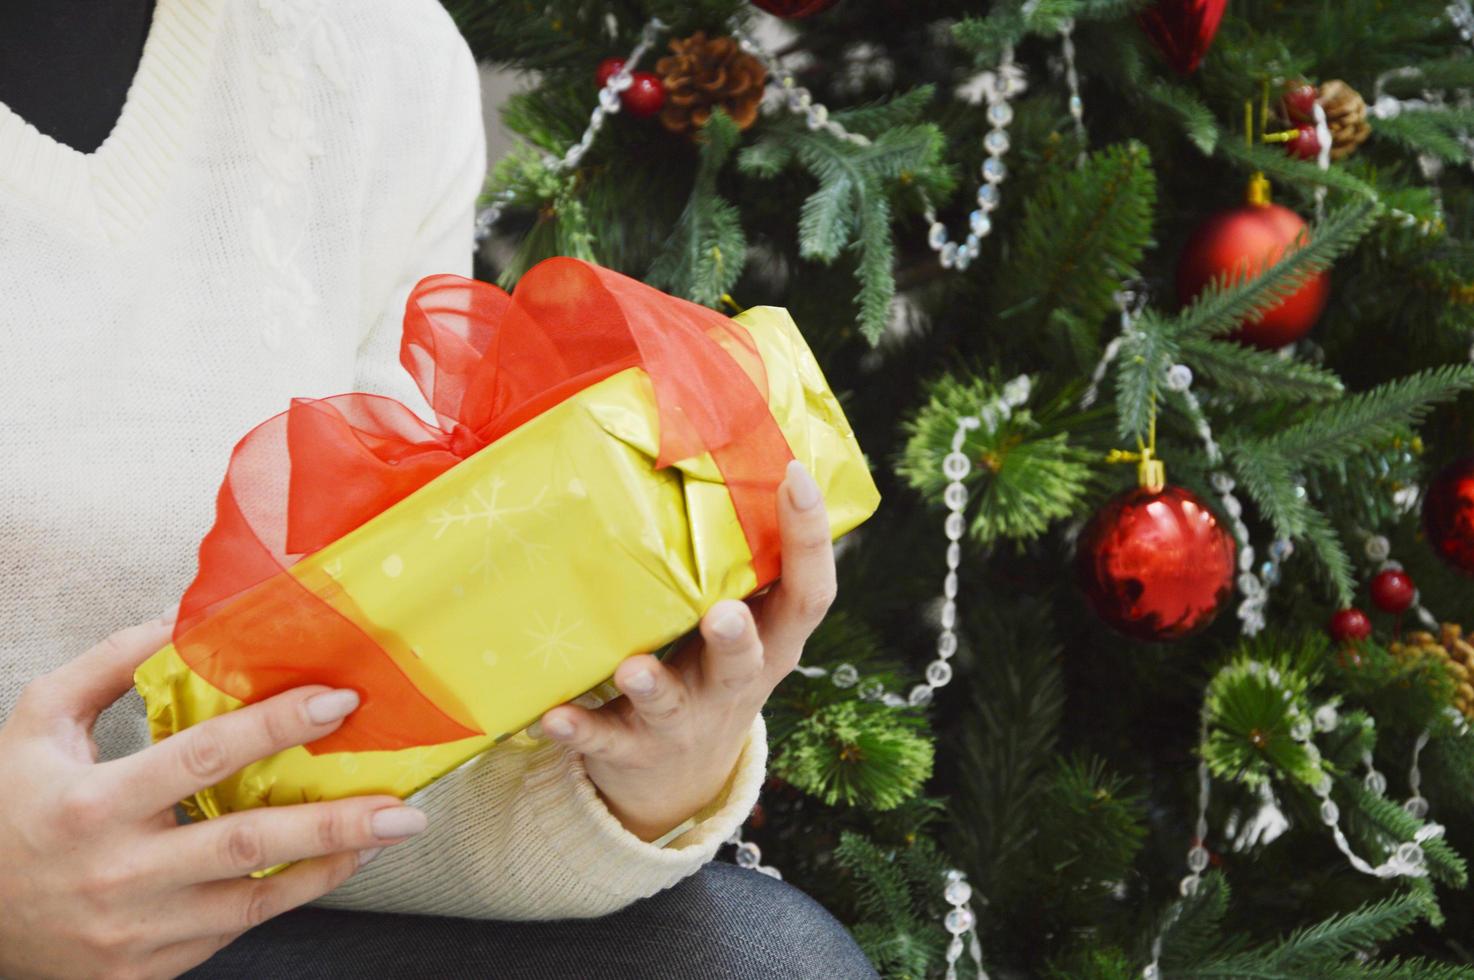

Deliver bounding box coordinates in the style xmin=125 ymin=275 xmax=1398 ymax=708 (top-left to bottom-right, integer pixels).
xmin=450 ymin=0 xmax=1474 ymax=975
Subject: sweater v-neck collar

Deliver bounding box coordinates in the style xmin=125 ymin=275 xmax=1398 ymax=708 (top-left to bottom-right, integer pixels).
xmin=0 ymin=0 xmax=227 ymax=244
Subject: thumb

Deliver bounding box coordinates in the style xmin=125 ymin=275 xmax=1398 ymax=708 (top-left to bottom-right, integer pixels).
xmin=41 ymin=608 xmax=178 ymax=727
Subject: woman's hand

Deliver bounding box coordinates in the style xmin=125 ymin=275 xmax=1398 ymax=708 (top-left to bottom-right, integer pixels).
xmin=0 ymin=613 xmax=429 ymax=980
xmin=540 ymin=460 xmax=837 ymax=841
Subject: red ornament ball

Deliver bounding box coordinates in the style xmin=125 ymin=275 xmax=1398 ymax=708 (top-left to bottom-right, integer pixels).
xmin=1177 ymin=202 xmax=1331 ymax=349
xmin=750 ymin=0 xmax=840 ymax=17
xmin=1282 ymin=82 xmax=1319 ymax=123
xmin=1076 ymin=484 xmax=1237 ymax=641
xmin=1138 ymin=0 xmax=1228 ymax=75
xmin=1329 ymin=607 xmax=1373 ymax=643
xmin=595 ymin=58 xmax=625 ymax=89
xmin=1369 ymin=568 xmax=1416 ymax=614
xmin=1285 ymin=124 xmax=1322 ymax=161
xmin=622 ymin=72 xmax=666 ymax=118
xmin=1425 ymin=457 xmax=1474 ymax=576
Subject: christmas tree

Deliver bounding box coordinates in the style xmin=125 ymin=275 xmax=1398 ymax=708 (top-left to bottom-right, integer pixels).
xmin=448 ymin=0 xmax=1474 ymax=975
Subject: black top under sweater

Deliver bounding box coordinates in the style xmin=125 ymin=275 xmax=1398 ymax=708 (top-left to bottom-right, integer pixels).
xmin=0 ymin=0 xmax=157 ymax=154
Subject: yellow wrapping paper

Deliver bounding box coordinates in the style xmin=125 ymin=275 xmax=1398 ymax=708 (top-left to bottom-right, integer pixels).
xmin=134 ymin=305 xmax=879 ymax=820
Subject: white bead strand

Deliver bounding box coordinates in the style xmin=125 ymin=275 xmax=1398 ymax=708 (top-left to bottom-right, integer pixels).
xmin=1246 ymin=661 xmax=1439 ymax=879
xmin=1163 ymin=363 xmax=1289 ymax=637
xmin=791 ymin=376 xmax=1031 ymax=710
xmin=1057 ymin=17 xmax=1086 ymax=164
xmin=924 ymin=47 xmax=1022 ymax=272
xmin=941 ymin=870 xmax=990 ymax=980
xmin=1081 ymin=286 xmax=1145 ymax=409
xmin=726 ymin=829 xmax=783 ymax=879
xmin=731 ymin=27 xmax=874 ymax=148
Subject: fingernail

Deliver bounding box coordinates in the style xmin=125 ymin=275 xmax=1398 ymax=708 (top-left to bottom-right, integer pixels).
xmin=357 ymin=847 xmax=383 ymax=868
xmin=543 ymin=714 xmax=575 ymax=740
xmin=371 ymin=806 xmax=427 ymax=840
xmin=306 ymin=689 xmax=360 ymax=724
xmin=786 ymin=460 xmax=822 ymax=511
xmin=710 ymin=602 xmax=748 ymax=641
xmin=159 ymin=603 xmax=180 ymax=626
xmin=625 ymin=668 xmax=656 ymax=695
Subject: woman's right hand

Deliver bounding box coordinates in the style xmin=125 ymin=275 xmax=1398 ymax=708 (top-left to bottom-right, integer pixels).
xmin=0 ymin=611 xmax=429 ymax=980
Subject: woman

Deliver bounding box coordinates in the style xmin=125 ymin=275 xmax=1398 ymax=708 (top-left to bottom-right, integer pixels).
xmin=0 ymin=1 xmax=877 ymax=976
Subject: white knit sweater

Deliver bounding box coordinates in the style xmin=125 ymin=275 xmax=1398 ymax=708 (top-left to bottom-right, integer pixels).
xmin=0 ymin=0 xmax=764 ymax=920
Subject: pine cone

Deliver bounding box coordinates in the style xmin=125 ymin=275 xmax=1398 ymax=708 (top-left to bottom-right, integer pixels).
xmin=1389 ymin=622 xmax=1474 ymax=719
xmin=1318 ymin=79 xmax=1371 ymax=161
xmin=656 ymin=32 xmax=767 ymax=136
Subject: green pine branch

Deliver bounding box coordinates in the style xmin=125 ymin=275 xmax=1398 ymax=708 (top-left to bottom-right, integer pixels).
xmin=1238 ymin=363 xmax=1474 ymax=477
xmin=1113 ymin=311 xmax=1181 ymax=443
xmin=1343 ymin=779 xmax=1469 ymax=888
xmin=739 ymin=115 xmax=946 ymax=342
xmin=1034 ymin=755 xmax=1147 ymax=894
xmin=955 ymin=600 xmax=1066 ymax=892
xmin=1176 ymin=336 xmax=1344 ymax=403
xmin=899 ymin=375 xmax=1095 ymax=545
xmin=1143 ymin=81 xmax=1219 ymax=155
xmin=1381 ymin=58 xmax=1474 ymax=97
xmin=954 ymin=0 xmax=1146 ymax=63
xmin=1156 ymin=872 xmax=1236 ymax=971
xmin=647 ymin=111 xmax=747 ymax=307
xmin=834 ymin=833 xmax=952 ymax=979
xmin=1159 ymin=876 xmax=1465 ymax=979
xmin=995 ymin=141 xmax=1157 ymax=337
xmin=773 ymin=700 xmax=935 ymax=811
xmin=1216 ymin=141 xmax=1380 ymax=201
xmin=1375 ymin=107 xmax=1474 ymax=165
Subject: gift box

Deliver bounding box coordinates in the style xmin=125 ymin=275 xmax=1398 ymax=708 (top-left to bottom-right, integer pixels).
xmin=134 ymin=257 xmax=879 ymax=821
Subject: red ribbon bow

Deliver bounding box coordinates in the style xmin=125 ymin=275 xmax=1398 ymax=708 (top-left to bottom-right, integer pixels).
xmin=173 ymin=258 xmax=793 ymax=753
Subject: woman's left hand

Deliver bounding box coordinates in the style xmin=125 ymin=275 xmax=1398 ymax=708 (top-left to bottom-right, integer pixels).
xmin=538 ymin=459 xmax=836 ymax=841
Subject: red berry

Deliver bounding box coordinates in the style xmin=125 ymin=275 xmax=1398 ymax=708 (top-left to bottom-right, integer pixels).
xmin=1329 ymin=607 xmax=1373 ymax=643
xmin=622 ymin=72 xmax=666 ymax=118
xmin=1285 ymin=124 xmax=1322 ymax=160
xmin=1369 ymin=569 xmax=1416 ymax=614
xmin=595 ymin=58 xmax=625 ymax=89
xmin=1283 ymin=82 xmax=1318 ymax=123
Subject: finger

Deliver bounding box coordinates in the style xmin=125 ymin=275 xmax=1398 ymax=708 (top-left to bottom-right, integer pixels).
xmin=94 ymin=685 xmax=361 ymax=820
xmin=189 ymin=851 xmax=360 ymax=940
xmin=155 ymin=796 xmax=424 ymax=886
xmin=17 ymin=610 xmax=177 ymax=727
xmin=540 ymin=702 xmax=632 ymax=764
xmin=697 ymin=600 xmax=766 ymax=699
xmin=760 ymin=460 xmax=837 ymax=669
xmin=612 ymin=654 xmax=687 ymax=732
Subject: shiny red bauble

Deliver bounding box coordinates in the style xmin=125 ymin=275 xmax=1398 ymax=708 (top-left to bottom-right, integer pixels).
xmin=750 ymin=0 xmax=840 ymax=16
xmin=1282 ymin=82 xmax=1319 ymax=123
xmin=1177 ymin=202 xmax=1331 ymax=349
xmin=1285 ymin=124 xmax=1322 ymax=161
xmin=1369 ymin=568 xmax=1416 ymax=614
xmin=1138 ymin=0 xmax=1228 ymax=75
xmin=1077 ymin=484 xmax=1237 ymax=641
xmin=1425 ymin=457 xmax=1474 ymax=576
xmin=1329 ymin=607 xmax=1373 ymax=642
xmin=622 ymin=73 xmax=666 ymax=118
xmin=595 ymin=58 xmax=625 ymax=88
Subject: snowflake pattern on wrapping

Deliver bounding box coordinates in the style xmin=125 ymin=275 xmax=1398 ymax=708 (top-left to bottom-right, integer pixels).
xmin=522 ymin=611 xmax=586 ymax=672
xmin=426 ymin=475 xmax=554 ymax=588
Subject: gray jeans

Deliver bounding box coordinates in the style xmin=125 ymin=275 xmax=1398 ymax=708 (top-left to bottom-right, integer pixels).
xmin=183 ymin=862 xmax=879 ymax=979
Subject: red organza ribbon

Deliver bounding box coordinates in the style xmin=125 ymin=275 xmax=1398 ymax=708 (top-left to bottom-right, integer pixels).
xmin=173 ymin=258 xmax=793 ymax=753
